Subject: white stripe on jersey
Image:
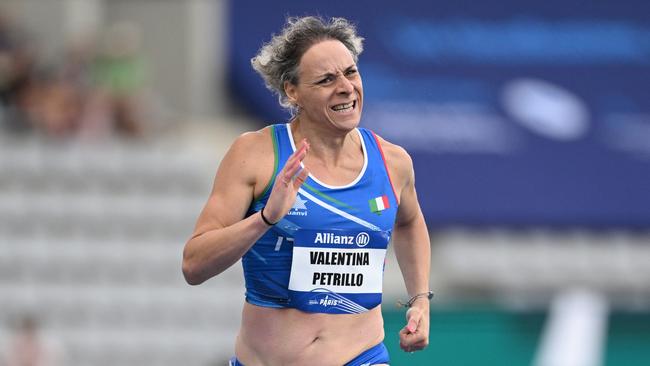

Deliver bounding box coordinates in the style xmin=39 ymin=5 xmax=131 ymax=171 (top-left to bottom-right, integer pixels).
xmin=298 ymin=188 xmax=381 ymax=232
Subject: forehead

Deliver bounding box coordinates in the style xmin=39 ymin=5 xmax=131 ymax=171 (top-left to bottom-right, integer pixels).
xmin=299 ymin=39 xmax=355 ymax=76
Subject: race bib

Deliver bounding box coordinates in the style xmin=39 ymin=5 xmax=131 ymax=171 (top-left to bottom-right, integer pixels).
xmin=288 ymin=229 xmax=390 ymax=314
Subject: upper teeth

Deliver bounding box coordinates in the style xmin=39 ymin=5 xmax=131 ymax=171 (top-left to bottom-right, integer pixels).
xmin=332 ymin=102 xmax=354 ymax=111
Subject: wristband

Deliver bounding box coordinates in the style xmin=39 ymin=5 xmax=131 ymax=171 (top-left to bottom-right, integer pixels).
xmin=260 ymin=206 xmax=278 ymax=226
xmin=397 ymin=291 xmax=434 ymax=308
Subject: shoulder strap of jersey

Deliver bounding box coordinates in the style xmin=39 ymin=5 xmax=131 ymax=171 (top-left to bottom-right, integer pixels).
xmin=251 ymin=124 xmax=282 ymax=209
xmin=359 ymin=127 xmax=399 ymax=205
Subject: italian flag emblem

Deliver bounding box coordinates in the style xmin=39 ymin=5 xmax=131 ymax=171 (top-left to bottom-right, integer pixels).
xmin=369 ymin=195 xmax=390 ymax=214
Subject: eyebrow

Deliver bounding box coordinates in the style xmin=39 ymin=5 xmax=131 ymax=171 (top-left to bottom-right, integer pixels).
xmin=314 ymin=64 xmax=357 ymax=80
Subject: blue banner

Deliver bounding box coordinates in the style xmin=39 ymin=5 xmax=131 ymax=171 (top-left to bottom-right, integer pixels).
xmin=228 ymin=1 xmax=650 ymax=228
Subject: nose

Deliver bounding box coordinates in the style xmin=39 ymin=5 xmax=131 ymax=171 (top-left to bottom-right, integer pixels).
xmin=335 ymin=74 xmax=354 ymax=94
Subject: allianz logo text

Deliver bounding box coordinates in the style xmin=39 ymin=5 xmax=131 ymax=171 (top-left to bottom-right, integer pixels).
xmin=314 ymin=232 xmax=370 ymax=247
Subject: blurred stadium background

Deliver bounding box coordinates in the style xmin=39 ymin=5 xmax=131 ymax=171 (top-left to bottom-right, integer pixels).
xmin=0 ymin=0 xmax=649 ymax=365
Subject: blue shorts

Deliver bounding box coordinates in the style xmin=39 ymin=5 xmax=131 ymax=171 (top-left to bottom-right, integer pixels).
xmin=229 ymin=342 xmax=390 ymax=366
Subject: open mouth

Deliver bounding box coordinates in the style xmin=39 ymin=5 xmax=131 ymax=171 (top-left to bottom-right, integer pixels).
xmin=330 ymin=100 xmax=356 ymax=113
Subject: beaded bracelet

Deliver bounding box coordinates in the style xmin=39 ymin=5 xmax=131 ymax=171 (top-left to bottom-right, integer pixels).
xmin=397 ymin=291 xmax=434 ymax=308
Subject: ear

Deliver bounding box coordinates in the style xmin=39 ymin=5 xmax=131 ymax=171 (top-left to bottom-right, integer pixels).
xmin=284 ymin=81 xmax=299 ymax=106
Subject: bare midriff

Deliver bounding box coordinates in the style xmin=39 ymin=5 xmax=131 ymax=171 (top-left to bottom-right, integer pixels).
xmin=235 ymin=302 xmax=385 ymax=366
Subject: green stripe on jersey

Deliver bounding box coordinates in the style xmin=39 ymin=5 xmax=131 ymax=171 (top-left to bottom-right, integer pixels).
xmin=302 ymin=182 xmax=359 ymax=213
xmin=256 ymin=125 xmax=278 ymax=202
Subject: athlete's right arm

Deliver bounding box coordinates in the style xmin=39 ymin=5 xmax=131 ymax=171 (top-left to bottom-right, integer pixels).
xmin=182 ymin=128 xmax=309 ymax=285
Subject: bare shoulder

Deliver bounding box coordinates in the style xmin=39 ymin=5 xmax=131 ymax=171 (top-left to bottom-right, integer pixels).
xmin=228 ymin=126 xmax=273 ymax=157
xmin=189 ymin=126 xmax=274 ymax=238
xmin=373 ymin=133 xmax=414 ymax=193
xmin=215 ymin=126 xmax=275 ymax=196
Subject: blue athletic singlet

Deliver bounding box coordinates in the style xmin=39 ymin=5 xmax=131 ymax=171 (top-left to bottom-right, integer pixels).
xmin=242 ymin=123 xmax=398 ymax=314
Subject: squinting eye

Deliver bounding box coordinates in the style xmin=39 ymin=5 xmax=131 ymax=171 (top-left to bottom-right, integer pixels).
xmin=318 ymin=76 xmax=334 ymax=84
xmin=345 ymin=69 xmax=358 ymax=76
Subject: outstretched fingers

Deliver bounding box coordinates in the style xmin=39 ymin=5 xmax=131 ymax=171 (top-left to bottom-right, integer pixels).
xmin=263 ymin=139 xmax=310 ymax=224
xmin=292 ymin=165 xmax=309 ymax=189
xmin=293 ymin=139 xmax=309 ymax=164
xmin=281 ymin=159 xmax=300 ymax=186
xmin=281 ymin=139 xmax=309 ymax=187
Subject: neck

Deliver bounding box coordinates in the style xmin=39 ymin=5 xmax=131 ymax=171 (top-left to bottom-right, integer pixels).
xmin=290 ymin=116 xmax=359 ymax=167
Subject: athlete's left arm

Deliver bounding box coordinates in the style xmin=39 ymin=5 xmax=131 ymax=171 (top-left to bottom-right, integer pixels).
xmin=380 ymin=137 xmax=431 ymax=352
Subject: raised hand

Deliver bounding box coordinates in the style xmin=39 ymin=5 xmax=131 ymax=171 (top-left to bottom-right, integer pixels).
xmin=262 ymin=138 xmax=310 ymax=223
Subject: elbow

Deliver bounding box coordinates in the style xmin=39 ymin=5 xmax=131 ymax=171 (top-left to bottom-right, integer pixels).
xmin=182 ymin=236 xmax=227 ymax=285
xmin=182 ymin=251 xmax=206 ymax=286
xmin=182 ymin=261 xmax=205 ymax=286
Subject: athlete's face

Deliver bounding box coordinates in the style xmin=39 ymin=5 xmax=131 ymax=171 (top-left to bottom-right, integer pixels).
xmin=285 ymin=40 xmax=363 ymax=131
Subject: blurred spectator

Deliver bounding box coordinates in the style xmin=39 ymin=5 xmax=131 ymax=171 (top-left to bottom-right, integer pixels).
xmin=2 ymin=315 xmax=64 ymax=366
xmin=0 ymin=12 xmax=152 ymax=140
xmin=82 ymin=22 xmax=148 ymax=139
xmin=29 ymin=71 xmax=85 ymax=137
xmin=0 ymin=10 xmax=37 ymax=134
